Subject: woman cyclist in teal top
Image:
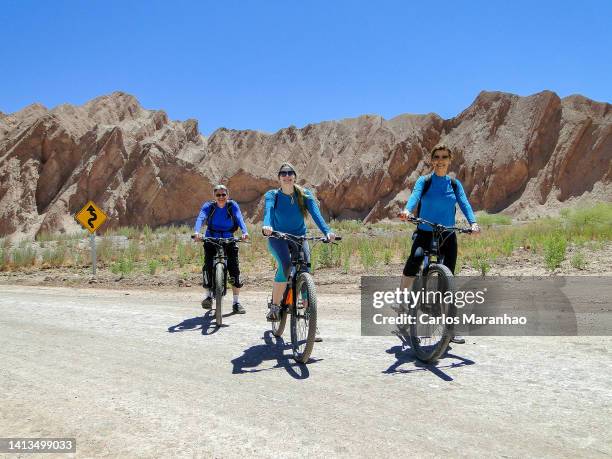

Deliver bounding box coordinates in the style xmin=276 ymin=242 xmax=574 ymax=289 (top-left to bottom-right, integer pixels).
xmin=399 ymin=144 xmax=480 ymax=343
xmin=262 ymin=163 xmax=335 ymax=334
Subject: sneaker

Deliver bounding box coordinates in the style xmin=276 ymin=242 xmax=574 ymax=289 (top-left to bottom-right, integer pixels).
xmin=450 ymin=336 xmax=466 ymax=344
xmin=266 ymin=304 xmax=281 ymax=322
xmin=201 ymin=296 xmax=213 ymax=309
xmin=314 ymin=327 xmax=322 ymax=342
xmin=233 ymin=302 xmax=246 ymax=314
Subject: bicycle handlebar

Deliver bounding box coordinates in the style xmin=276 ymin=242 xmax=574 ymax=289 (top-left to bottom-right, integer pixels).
xmin=266 ymin=230 xmax=342 ymax=243
xmin=191 ymin=235 xmax=247 ymax=244
xmin=406 ymin=216 xmax=472 ymax=234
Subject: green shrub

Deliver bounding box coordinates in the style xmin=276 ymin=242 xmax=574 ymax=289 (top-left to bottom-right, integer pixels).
xmin=177 ymin=242 xmax=189 ymax=268
xmin=42 ymin=245 xmax=67 ymax=266
xmin=148 ymin=259 xmax=161 ymax=275
xmin=143 ymin=225 xmax=153 ymax=241
xmin=11 ymin=246 xmax=37 ymax=268
xmin=543 ymin=233 xmax=567 ymax=270
xmin=471 ymin=252 xmax=491 ymax=276
xmin=563 ymin=203 xmax=612 ymax=241
xmin=383 ymin=248 xmax=392 ymax=265
xmin=500 ymin=236 xmax=516 ymax=257
xmin=359 ymin=242 xmax=376 ymax=269
xmin=318 ymin=243 xmax=333 ymax=268
xmin=110 ymin=258 xmax=135 ymax=275
xmin=570 ymin=252 xmax=587 ymax=270
xmin=342 ymin=250 xmax=351 ymax=274
xmin=126 ymin=240 xmax=140 ymax=262
xmin=157 ymin=234 xmax=175 ymax=255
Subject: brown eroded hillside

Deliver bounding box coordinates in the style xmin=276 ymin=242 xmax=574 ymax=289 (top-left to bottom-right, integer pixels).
xmin=0 ymin=90 xmax=610 ymax=238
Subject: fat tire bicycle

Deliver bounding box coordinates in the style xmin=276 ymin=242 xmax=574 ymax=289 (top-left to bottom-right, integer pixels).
xmin=192 ymin=235 xmax=246 ymax=327
xmin=402 ymin=217 xmax=472 ymax=363
xmin=266 ymin=231 xmax=341 ymax=363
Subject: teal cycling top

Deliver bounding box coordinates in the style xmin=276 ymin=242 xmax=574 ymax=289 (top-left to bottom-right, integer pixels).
xmin=263 ymin=188 xmax=330 ymax=236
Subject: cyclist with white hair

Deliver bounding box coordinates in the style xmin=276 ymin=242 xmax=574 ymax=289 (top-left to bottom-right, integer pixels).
xmin=193 ymin=184 xmax=249 ymax=314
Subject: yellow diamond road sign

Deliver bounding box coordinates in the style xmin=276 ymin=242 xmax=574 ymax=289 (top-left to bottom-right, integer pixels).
xmin=75 ymin=200 xmax=107 ymax=233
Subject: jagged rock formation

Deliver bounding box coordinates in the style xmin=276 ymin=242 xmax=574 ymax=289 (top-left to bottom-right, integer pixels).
xmin=0 ymin=90 xmax=610 ymax=238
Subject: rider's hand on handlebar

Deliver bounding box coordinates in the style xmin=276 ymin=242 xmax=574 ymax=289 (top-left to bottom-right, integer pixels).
xmin=471 ymin=223 xmax=481 ymax=234
xmin=326 ymin=232 xmax=336 ymax=242
xmin=192 ymin=232 xmax=202 ymax=242
xmin=262 ymin=226 xmax=273 ymax=236
xmin=241 ymin=233 xmax=250 ymax=241
xmin=399 ymin=210 xmax=413 ymax=221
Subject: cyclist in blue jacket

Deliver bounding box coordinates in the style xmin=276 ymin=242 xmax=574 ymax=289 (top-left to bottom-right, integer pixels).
xmin=262 ymin=163 xmax=335 ymax=339
xmin=399 ymin=144 xmax=480 ymax=343
xmin=193 ymin=184 xmax=249 ymax=314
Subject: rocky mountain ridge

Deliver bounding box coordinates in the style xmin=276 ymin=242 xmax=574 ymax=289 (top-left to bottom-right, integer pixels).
xmin=0 ymin=90 xmax=610 ymax=238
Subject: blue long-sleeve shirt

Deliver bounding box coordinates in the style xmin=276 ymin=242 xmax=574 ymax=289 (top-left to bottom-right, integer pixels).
xmin=193 ymin=200 xmax=248 ymax=237
xmin=405 ymin=174 xmax=476 ymax=231
xmin=263 ymin=188 xmax=330 ymax=236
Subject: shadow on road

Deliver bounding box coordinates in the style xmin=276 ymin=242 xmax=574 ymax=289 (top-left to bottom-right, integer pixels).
xmin=382 ymin=334 xmax=475 ymax=381
xmin=231 ymin=331 xmax=319 ymax=379
xmin=167 ymin=310 xmax=234 ymax=335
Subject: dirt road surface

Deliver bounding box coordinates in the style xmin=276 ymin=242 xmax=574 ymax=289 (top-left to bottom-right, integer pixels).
xmin=1 ymin=285 xmax=610 ymax=458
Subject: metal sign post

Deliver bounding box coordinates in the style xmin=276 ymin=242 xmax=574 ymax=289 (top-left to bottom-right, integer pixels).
xmin=75 ymin=201 xmax=107 ymax=276
xmin=90 ymin=232 xmax=97 ymax=275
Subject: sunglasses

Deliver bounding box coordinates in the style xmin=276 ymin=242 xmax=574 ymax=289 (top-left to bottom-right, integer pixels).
xmin=279 ymin=171 xmax=296 ymax=177
xmin=215 ymin=193 xmax=227 ymax=198
xmin=432 ymin=155 xmax=450 ymax=160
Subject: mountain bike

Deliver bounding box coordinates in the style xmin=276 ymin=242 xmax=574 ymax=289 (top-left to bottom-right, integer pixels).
xmin=402 ymin=217 xmax=472 ymax=363
xmin=266 ymin=231 xmax=341 ymax=363
xmin=192 ymin=235 xmax=245 ymax=327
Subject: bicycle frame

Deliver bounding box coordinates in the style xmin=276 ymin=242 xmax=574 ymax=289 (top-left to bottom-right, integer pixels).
xmin=268 ymin=231 xmax=341 ymax=308
xmin=281 ymin=238 xmax=310 ymax=309
xmin=410 ymin=218 xmax=471 ymax=275
xmin=196 ymin=236 xmax=242 ymax=297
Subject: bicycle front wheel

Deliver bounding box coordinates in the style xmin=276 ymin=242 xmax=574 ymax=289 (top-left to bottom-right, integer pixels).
xmin=409 ymin=264 xmax=456 ymax=363
xmin=290 ymin=273 xmax=317 ymax=363
xmin=215 ymin=263 xmax=224 ymax=326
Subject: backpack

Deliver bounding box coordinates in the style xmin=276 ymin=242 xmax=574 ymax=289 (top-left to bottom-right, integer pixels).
xmin=271 ymin=188 xmax=303 ymax=210
xmin=415 ymin=173 xmax=459 ymax=217
xmin=206 ymin=200 xmax=239 ymax=233
xmin=272 ymin=189 xmax=280 ymax=209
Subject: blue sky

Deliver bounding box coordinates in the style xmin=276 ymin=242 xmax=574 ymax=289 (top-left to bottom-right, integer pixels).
xmin=1 ymin=0 xmax=610 ymax=135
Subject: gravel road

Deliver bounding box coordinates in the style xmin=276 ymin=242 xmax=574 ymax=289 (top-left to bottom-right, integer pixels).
xmin=1 ymin=285 xmax=610 ymax=458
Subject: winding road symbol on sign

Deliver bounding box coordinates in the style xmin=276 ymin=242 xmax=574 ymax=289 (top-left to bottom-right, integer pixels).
xmin=86 ymin=205 xmax=97 ymax=228
xmin=75 ymin=201 xmax=107 ymax=233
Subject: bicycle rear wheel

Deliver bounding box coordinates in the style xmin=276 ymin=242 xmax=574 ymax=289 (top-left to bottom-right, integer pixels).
xmin=290 ymin=273 xmax=317 ymax=363
xmin=215 ymin=263 xmax=224 ymax=326
xmin=409 ymin=264 xmax=456 ymax=363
